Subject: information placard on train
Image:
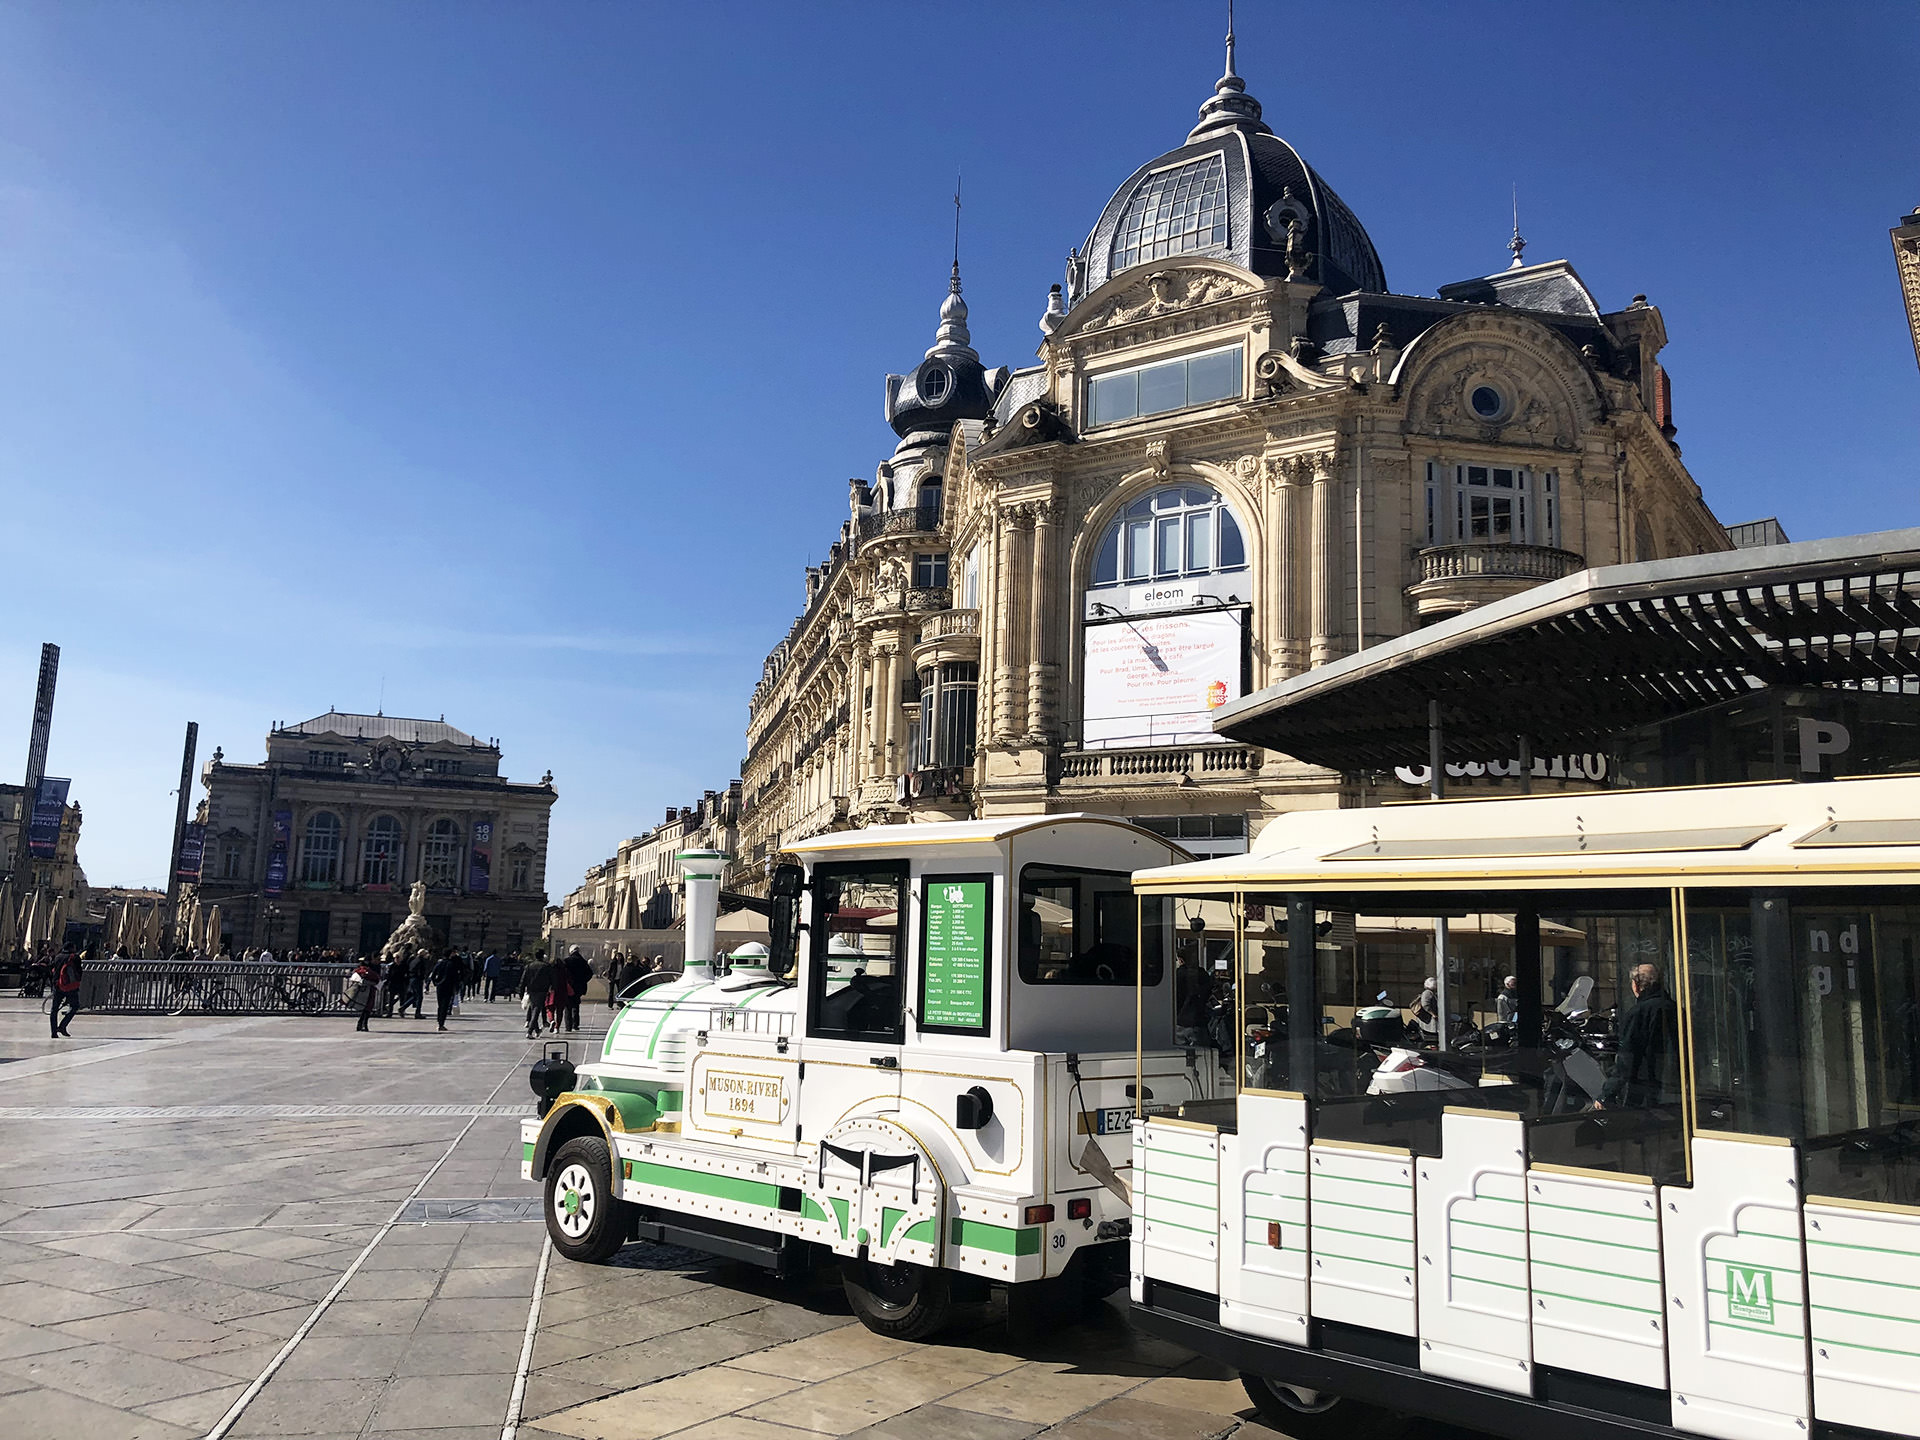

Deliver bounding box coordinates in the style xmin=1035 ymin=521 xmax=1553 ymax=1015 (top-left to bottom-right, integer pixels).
xmin=922 ymin=880 xmax=988 ymax=1030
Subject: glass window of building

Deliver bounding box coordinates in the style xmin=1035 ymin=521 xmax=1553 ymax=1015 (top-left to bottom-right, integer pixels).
xmin=1087 ymin=345 xmax=1243 ymax=428
xmin=1109 ymin=154 xmax=1227 ymax=273
xmin=509 ymin=856 xmax=530 ymax=891
xmin=299 ymin=812 xmax=342 ymax=885
xmin=912 ymin=552 xmax=949 ymax=589
xmin=1425 ymin=461 xmax=1560 ymax=547
xmin=360 ymin=815 xmax=403 ymax=887
xmin=915 ymin=662 xmax=979 ymax=772
xmin=1090 ymin=484 xmax=1249 ymax=591
xmin=421 ymin=818 xmax=462 ymax=887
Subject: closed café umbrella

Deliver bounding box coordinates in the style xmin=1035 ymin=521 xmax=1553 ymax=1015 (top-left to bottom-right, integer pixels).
xmin=18 ymin=892 xmax=38 ymax=958
xmin=0 ymin=881 xmax=15 ymax=962
xmin=204 ymin=905 xmax=222 ymax=955
xmin=44 ymin=893 xmax=66 ymax=952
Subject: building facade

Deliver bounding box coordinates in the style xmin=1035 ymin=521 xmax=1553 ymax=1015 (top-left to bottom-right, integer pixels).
xmin=549 ymin=782 xmax=742 ymax=938
xmin=187 ymin=710 xmax=555 ymax=956
xmin=739 ymin=40 xmax=1731 ymax=872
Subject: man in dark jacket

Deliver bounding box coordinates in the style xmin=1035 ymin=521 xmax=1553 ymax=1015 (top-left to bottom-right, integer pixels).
xmin=521 ymin=956 xmax=551 ymax=1038
xmin=1597 ymin=963 xmax=1680 ymax=1109
xmin=49 ymin=948 xmax=83 ymax=1038
xmin=431 ymin=951 xmax=469 ymax=1031
xmin=563 ymin=949 xmax=592 ymax=1032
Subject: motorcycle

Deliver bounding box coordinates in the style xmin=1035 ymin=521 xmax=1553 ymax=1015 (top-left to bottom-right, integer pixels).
xmin=1367 ymin=977 xmax=1615 ymax=1102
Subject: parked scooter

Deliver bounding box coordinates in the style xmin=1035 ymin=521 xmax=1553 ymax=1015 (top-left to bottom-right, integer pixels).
xmin=1367 ymin=977 xmax=1615 ymax=1101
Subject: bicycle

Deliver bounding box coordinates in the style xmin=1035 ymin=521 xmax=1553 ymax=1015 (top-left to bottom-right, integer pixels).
xmin=248 ymin=972 xmax=329 ymax=1015
xmin=165 ymin=972 xmax=244 ymax=1015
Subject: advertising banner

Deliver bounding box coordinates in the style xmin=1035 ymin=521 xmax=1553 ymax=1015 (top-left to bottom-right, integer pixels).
xmin=27 ymin=777 xmax=69 ymax=858
xmin=176 ymin=822 xmax=206 ymax=881
xmin=921 ymin=876 xmax=990 ymax=1032
xmin=469 ymin=820 xmax=493 ymax=895
xmin=1082 ymin=608 xmax=1245 ymax=749
xmin=263 ymin=807 xmax=291 ymax=896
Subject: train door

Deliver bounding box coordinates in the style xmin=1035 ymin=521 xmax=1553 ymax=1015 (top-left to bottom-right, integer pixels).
xmin=801 ymin=860 xmax=911 ymax=1255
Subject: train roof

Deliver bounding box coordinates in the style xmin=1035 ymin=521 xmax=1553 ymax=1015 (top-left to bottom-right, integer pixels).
xmin=1132 ymin=774 xmax=1920 ymax=893
xmin=787 ymin=813 xmax=1192 ymax=859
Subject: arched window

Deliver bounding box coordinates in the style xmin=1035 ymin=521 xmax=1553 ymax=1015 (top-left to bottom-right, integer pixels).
xmin=360 ymin=815 xmax=402 ymax=887
xmin=1110 ymin=154 xmax=1227 ymax=273
xmin=299 ymin=813 xmax=341 ymax=885
xmin=421 ymin=818 xmax=462 ymax=888
xmin=1089 ymin=484 xmax=1248 ymax=592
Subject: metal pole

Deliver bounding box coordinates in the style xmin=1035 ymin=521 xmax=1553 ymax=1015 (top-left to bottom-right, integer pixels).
xmin=163 ymin=722 xmax=198 ymax=953
xmin=17 ymin=643 xmax=58 ymax=897
xmin=1428 ymin=700 xmax=1448 ymax=1050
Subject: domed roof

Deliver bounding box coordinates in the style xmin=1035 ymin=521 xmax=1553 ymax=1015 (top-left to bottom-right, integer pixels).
xmin=1073 ymin=35 xmax=1386 ymax=301
xmin=885 ymin=263 xmax=1005 ymax=439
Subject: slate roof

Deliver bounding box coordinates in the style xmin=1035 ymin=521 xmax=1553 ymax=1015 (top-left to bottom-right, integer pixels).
xmin=284 ymin=711 xmax=482 ymax=747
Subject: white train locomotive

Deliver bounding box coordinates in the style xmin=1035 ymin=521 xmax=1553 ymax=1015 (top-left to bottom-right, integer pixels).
xmin=522 ymin=816 xmax=1205 ymax=1337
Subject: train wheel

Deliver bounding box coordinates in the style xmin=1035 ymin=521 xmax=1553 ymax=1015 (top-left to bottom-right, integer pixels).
xmin=544 ymin=1135 xmax=627 ymax=1263
xmin=1238 ymin=1377 xmax=1406 ymax=1440
xmin=843 ymin=1259 xmax=951 ymax=1340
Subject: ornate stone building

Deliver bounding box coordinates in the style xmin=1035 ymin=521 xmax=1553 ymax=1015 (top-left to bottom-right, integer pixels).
xmin=187 ymin=710 xmax=556 ymax=955
xmin=739 ymin=38 xmax=1730 ymax=873
xmin=549 ymin=782 xmax=742 ymax=937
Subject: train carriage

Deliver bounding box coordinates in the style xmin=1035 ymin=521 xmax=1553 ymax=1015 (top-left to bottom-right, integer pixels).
xmin=523 ymin=815 xmax=1202 ymax=1336
xmin=1125 ymin=774 xmax=1920 ymax=1440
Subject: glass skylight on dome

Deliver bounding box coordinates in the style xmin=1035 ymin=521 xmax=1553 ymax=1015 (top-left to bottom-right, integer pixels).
xmin=1110 ymin=154 xmax=1227 ymax=273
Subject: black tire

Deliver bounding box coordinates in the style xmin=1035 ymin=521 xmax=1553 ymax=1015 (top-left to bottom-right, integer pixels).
xmin=290 ymin=986 xmax=327 ymax=1015
xmin=842 ymin=1258 xmax=952 ymax=1340
xmin=1238 ymin=1376 xmax=1407 ymax=1440
xmin=544 ymin=1135 xmax=627 ymax=1263
xmin=205 ymin=986 xmax=244 ymax=1014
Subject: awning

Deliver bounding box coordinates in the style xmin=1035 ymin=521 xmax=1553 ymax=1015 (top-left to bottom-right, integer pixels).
xmin=1214 ymin=528 xmax=1920 ymax=772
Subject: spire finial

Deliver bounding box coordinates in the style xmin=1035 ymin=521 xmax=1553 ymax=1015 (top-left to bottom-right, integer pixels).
xmin=1508 ymin=184 xmax=1527 ymax=269
xmin=951 ymin=172 xmax=962 ymax=292
xmin=1188 ymin=0 xmax=1269 ymax=141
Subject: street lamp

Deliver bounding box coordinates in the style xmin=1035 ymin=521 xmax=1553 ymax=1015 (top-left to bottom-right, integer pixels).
xmin=265 ymin=904 xmax=282 ymax=954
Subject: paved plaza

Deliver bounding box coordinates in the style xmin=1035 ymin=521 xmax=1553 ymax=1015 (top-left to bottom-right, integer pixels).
xmin=0 ymin=997 xmax=1368 ymax=1440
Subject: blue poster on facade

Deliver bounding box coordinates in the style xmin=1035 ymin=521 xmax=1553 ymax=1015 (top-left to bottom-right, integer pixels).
xmin=469 ymin=820 xmax=492 ymax=894
xmin=176 ymin=822 xmax=206 ymax=881
xmin=27 ymin=777 xmax=69 ymax=858
xmin=263 ymin=807 xmax=291 ymax=895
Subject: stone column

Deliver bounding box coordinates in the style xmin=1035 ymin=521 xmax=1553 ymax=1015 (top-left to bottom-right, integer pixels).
xmin=1025 ymin=500 xmax=1056 ymax=741
xmin=880 ymin=643 xmax=902 ymax=778
xmin=1274 ymin=459 xmax=1308 ymax=678
xmin=848 ymin=642 xmax=870 ymax=781
xmin=1309 ymin=450 xmax=1341 ymax=667
xmin=991 ymin=511 xmax=1023 ymax=743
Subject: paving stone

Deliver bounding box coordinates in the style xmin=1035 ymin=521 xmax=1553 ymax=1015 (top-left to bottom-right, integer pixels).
xmin=366 ymin=1370 xmax=515 ymax=1429
xmin=0 ymin=1312 xmax=92 ymax=1359
xmin=411 ymin=1295 xmax=535 ymax=1331
xmin=437 ymin=1262 xmax=536 ymax=1297
xmin=0 ymin=1277 xmax=139 ymax=1324
xmin=395 ymin=1328 xmax=527 ymax=1377
xmin=545 ymin=1322 xmax=766 ymax=1390
xmin=339 ymin=1266 xmax=444 ymax=1301
xmin=538 ymin=1367 xmax=804 ymax=1440
xmin=1128 ymin=1371 xmax=1252 ymax=1417
xmin=134 ymin=1381 xmax=250 ymax=1430
xmin=305 ymin=1297 xmax=431 ymax=1335
xmin=106 ymin=1274 xmax=311 ymax=1323
xmin=1040 ymin=1396 xmax=1242 ymax=1440
xmin=520 ymin=1371 xmax=616 ymax=1419
xmin=0 ymin=1381 xmax=200 ymax=1438
xmin=0 ymin=1341 xmax=245 ymax=1408
xmin=844 ymin=1402 xmax=1043 ymax=1440
xmin=724 ymin=1326 xmax=916 ymax=1383
xmin=274 ymin=1333 xmax=405 ymax=1381
xmin=740 ymin=1352 xmax=983 ymax=1433
xmin=940 ymin=1361 xmax=1145 ymax=1426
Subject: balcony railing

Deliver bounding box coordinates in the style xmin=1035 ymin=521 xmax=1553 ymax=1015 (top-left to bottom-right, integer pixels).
xmin=918 ymin=608 xmax=980 ymax=643
xmin=857 ymin=504 xmax=941 ymax=542
xmin=1413 ymin=543 xmax=1586 ymax=585
xmin=854 ymin=585 xmax=950 ymax=621
xmin=1059 ymin=746 xmax=1261 ymax=782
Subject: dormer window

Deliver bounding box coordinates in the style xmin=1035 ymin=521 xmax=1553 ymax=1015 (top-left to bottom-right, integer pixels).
xmin=1110 ymin=154 xmax=1227 ymax=273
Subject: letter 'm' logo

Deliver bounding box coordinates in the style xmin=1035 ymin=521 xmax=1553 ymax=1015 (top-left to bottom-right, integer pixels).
xmin=1726 ymin=1264 xmax=1775 ymax=1324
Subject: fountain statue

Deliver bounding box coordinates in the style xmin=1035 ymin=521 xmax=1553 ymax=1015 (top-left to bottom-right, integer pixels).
xmin=375 ymin=879 xmax=438 ymax=968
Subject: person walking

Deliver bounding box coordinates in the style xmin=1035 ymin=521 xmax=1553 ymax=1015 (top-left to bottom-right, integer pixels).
xmin=1596 ymin=963 xmax=1680 ymax=1110
xmin=405 ymin=949 xmax=427 ymax=1019
xmin=563 ymin=949 xmax=591 ymax=1032
xmin=431 ymin=951 xmax=468 ymax=1032
xmin=521 ymin=954 xmax=551 ymax=1038
xmin=49 ymin=948 xmax=83 ymax=1038
xmin=382 ymin=952 xmax=408 ymax=1018
xmin=481 ymin=951 xmax=502 ymax=1002
xmin=351 ymin=956 xmax=380 ymax=1032
xmin=605 ymin=954 xmax=626 ymax=1011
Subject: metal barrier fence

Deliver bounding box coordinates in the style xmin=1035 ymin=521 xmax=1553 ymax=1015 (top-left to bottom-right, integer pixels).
xmin=75 ymin=960 xmax=360 ymax=1016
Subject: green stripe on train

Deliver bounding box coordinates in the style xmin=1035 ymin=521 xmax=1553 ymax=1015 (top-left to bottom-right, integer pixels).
xmin=950 ymin=1218 xmax=1041 ymax=1256
xmin=627 ymin=1160 xmax=781 ymax=1209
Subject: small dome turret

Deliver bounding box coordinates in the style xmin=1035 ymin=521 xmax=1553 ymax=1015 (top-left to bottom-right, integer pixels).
xmin=885 ymin=262 xmax=1005 ymax=440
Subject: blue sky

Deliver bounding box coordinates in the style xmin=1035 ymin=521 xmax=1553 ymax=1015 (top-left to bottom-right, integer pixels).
xmin=1 ymin=2 xmax=1914 ymax=892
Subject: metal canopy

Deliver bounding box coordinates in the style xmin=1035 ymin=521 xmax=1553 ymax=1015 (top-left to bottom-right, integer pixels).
xmin=1213 ymin=528 xmax=1920 ymax=772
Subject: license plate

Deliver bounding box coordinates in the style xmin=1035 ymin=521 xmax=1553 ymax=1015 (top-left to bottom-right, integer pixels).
xmin=1079 ymin=1106 xmax=1136 ymax=1136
